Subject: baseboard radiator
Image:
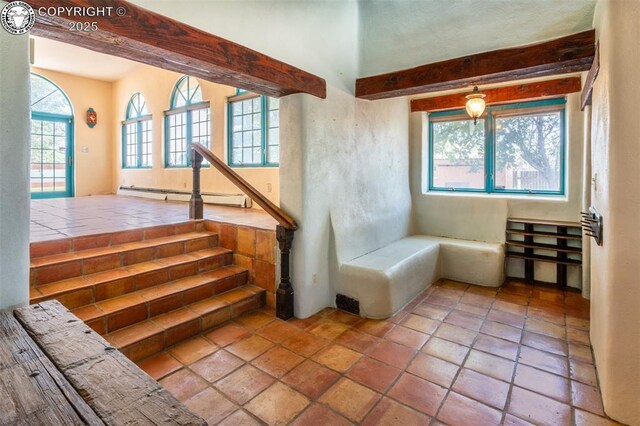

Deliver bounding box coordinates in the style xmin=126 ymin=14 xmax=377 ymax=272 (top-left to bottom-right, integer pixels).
xmin=117 ymin=186 xmax=251 ymax=208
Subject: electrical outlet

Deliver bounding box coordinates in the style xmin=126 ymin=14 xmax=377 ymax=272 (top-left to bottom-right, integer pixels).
xmin=267 ymin=183 xmax=272 ymax=193
xmin=312 ymin=273 xmax=317 ymax=285
xmin=81 ymin=146 xmax=89 ymax=153
xmin=183 ymin=182 xmax=187 ymax=188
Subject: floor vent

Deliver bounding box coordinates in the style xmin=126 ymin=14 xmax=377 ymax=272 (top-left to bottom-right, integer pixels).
xmin=336 ymin=294 xmax=360 ymax=316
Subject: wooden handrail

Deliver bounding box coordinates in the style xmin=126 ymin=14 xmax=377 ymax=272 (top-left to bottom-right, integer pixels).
xmin=189 ymin=143 xmax=297 ymax=319
xmin=189 ymin=143 xmax=297 ymax=230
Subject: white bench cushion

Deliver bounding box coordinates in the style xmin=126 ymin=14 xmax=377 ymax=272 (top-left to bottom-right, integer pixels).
xmin=424 ymin=236 xmax=504 ymax=287
xmin=336 ymin=235 xmax=503 ymax=319
xmin=338 ymin=236 xmax=440 ymax=319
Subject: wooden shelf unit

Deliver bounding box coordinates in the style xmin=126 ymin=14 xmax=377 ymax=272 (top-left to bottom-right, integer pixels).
xmin=505 ymin=218 xmax=582 ymax=287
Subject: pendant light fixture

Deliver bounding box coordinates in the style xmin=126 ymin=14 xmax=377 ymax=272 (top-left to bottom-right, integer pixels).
xmin=465 ymin=86 xmax=486 ymax=125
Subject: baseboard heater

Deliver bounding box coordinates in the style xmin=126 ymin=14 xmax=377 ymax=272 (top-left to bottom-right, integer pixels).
xmin=117 ymin=186 xmax=251 ymax=208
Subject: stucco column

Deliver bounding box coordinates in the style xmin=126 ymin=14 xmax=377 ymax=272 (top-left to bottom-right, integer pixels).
xmin=0 ymin=28 xmax=30 ymax=311
xmin=590 ymin=0 xmax=640 ymax=423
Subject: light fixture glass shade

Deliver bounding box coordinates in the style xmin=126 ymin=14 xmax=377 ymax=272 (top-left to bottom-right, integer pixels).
xmin=465 ymin=86 xmax=486 ymax=124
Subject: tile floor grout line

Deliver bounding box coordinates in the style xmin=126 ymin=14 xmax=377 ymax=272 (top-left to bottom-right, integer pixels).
xmin=431 ymin=283 xmax=500 ymax=424
xmin=270 ymin=311 xmax=369 ymax=425
xmin=215 ymin=312 xmax=348 ymax=424
xmin=499 ymin=286 xmax=531 ymax=425
xmin=312 ymin=289 xmax=435 ymax=423
xmin=141 ymin=280 xmax=606 ymax=425
xmin=559 ymin=295 xmax=581 ymax=426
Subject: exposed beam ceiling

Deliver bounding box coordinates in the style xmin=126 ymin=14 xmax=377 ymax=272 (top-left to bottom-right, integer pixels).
xmin=356 ymin=30 xmax=595 ymax=100
xmin=581 ymin=43 xmax=600 ymax=110
xmin=29 ymin=0 xmax=326 ymax=99
xmin=411 ymin=77 xmax=582 ymax=112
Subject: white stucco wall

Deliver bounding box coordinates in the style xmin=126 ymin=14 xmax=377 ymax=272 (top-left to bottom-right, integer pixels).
xmin=282 ymin=88 xmax=412 ymax=317
xmin=589 ymin=0 xmax=640 ymax=423
xmin=0 ymin=28 xmax=30 ymax=311
xmin=131 ymin=0 xmax=413 ymax=317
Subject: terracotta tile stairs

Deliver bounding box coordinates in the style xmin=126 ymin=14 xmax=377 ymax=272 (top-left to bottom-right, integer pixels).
xmin=29 ymin=221 xmax=266 ymax=362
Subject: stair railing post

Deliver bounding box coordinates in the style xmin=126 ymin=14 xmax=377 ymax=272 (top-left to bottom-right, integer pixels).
xmin=189 ymin=149 xmax=204 ymax=220
xmin=276 ymin=225 xmax=295 ymax=320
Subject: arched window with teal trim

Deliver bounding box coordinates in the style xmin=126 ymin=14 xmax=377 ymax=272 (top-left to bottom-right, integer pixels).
xmin=122 ymin=92 xmax=152 ymax=168
xmin=30 ymin=73 xmax=75 ymax=198
xmin=165 ymin=75 xmax=210 ymax=167
xmin=227 ymin=89 xmax=279 ymax=167
xmin=31 ymin=74 xmax=73 ymax=116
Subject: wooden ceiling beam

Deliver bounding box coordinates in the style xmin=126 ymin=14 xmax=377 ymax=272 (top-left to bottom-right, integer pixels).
xmin=356 ymin=30 xmax=595 ymax=100
xmin=29 ymin=0 xmax=326 ymax=99
xmin=581 ymin=43 xmax=600 ymax=110
xmin=411 ymin=77 xmax=582 ymax=112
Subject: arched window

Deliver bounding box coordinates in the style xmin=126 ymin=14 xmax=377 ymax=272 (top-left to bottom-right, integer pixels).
xmin=30 ymin=73 xmax=74 ymax=198
xmin=32 ymin=75 xmax=73 ymax=115
xmin=122 ymin=93 xmax=152 ymax=168
xmin=165 ymin=76 xmax=210 ymax=167
xmin=227 ymin=88 xmax=279 ymax=167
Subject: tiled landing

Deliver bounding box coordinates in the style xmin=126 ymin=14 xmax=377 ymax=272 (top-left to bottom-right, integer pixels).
xmin=138 ymin=280 xmax=620 ymax=426
xmin=31 ymin=195 xmax=277 ymax=242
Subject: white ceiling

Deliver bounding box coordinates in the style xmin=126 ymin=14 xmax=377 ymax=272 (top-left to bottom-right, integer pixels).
xmin=359 ymin=0 xmax=597 ymax=76
xmin=31 ymin=37 xmax=144 ymax=82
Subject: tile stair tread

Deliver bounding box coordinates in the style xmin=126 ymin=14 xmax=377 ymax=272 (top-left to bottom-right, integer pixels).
xmin=36 ymin=276 xmax=92 ymax=298
xmin=72 ymin=266 xmax=247 ymax=322
xmin=33 ymin=247 xmax=232 ymax=299
xmin=96 ymin=293 xmax=147 ymax=314
xmin=28 ymin=221 xmax=206 ymax=259
xmin=105 ymin=285 xmax=264 ymax=349
xmin=72 ymin=305 xmax=103 ymax=321
xmin=107 ymin=320 xmax=165 ymax=348
xmin=30 ymin=231 xmax=217 ymax=268
xmin=152 ymin=307 xmax=200 ymax=330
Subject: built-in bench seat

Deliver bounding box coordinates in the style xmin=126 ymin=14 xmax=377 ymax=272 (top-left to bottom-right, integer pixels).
xmin=337 ymin=235 xmax=504 ymax=319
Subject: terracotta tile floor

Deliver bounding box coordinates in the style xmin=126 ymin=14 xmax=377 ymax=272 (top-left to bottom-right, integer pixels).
xmin=137 ymin=279 xmax=621 ymax=425
xmin=30 ymin=195 xmax=277 ymax=242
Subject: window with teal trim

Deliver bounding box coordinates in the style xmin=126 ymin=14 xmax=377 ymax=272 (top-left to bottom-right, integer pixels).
xmin=30 ymin=73 xmax=74 ymax=197
xmin=428 ymin=99 xmax=566 ymax=195
xmin=31 ymin=74 xmax=72 ymax=116
xmin=165 ymin=76 xmax=210 ymax=167
xmin=266 ymin=97 xmax=280 ymax=164
xmin=122 ymin=93 xmax=152 ymax=168
xmin=228 ymin=92 xmax=279 ymax=167
xmin=432 ymin=118 xmax=486 ymax=190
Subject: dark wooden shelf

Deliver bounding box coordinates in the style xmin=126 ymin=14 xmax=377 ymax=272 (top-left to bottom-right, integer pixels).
xmin=505 ymin=217 xmax=583 ymax=287
xmin=506 ymin=240 xmax=582 ymax=254
xmin=506 ymin=229 xmax=583 ymax=240
xmin=507 ymin=218 xmax=581 ymax=227
xmin=506 ymin=251 xmax=582 ymax=265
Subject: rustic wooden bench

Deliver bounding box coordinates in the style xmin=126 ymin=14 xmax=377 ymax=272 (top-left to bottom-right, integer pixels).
xmin=2 ymin=300 xmax=205 ymax=425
